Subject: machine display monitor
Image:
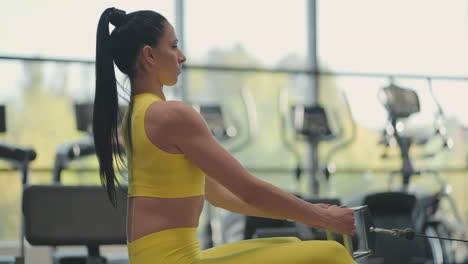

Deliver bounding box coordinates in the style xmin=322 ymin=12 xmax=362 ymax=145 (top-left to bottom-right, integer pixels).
xmin=199 ymin=105 xmax=227 ymax=140
xmin=380 ymin=85 xmax=420 ymax=119
xmin=75 ymin=103 xmax=128 ymax=133
xmin=292 ymin=105 xmax=332 ymax=138
xmin=0 ymin=105 xmax=5 ymax=133
xmin=75 ymin=103 xmax=94 ymax=132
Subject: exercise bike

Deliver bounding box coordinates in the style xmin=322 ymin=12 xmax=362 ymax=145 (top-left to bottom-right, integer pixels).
xmin=346 ymin=83 xmax=467 ymax=264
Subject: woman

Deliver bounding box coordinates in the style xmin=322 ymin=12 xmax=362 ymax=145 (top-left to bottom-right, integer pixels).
xmin=93 ymin=7 xmax=356 ymax=264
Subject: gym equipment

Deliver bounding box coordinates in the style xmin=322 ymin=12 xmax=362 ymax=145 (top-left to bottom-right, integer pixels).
xmin=194 ymin=105 xmax=235 ymax=248
xmin=44 ymin=102 xmax=128 ymax=264
xmin=339 ymin=203 xmax=467 ymax=260
xmin=194 ymin=89 xmax=347 ymax=248
xmin=193 ymin=86 xmax=258 ymax=153
xmin=279 ymin=87 xmax=336 ymax=196
xmin=259 ymin=92 xmax=371 ymax=259
xmin=193 ymin=87 xmax=258 ymax=248
xmin=0 ymin=143 xmax=36 ymax=264
xmin=249 ymin=204 xmax=373 ymax=260
xmin=218 ymin=88 xmax=350 ymax=248
xmin=0 ymin=105 xmax=5 ymax=133
xmin=346 ymin=82 xmax=467 ymax=264
xmin=277 ymin=88 xmax=350 ymax=241
xmin=53 ymin=103 xmax=127 ymax=183
xmin=22 ymin=185 xmax=127 ymax=264
xmin=370 ymin=226 xmax=468 ymax=243
xmin=0 ymin=105 xmax=37 ymax=264
xmin=342 ymin=205 xmax=373 ymax=259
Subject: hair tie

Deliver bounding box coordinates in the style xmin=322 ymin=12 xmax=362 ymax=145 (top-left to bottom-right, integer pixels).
xmin=109 ymin=8 xmax=127 ymax=27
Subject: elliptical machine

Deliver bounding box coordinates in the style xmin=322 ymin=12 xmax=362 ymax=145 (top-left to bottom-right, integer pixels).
xmin=278 ymin=86 xmax=337 ymax=197
xmin=196 ymin=87 xmax=381 ymax=260
xmin=193 ymin=87 xmax=259 ymax=248
xmin=346 ymin=83 xmax=467 ymax=264
xmin=217 ymin=87 xmax=346 ymax=244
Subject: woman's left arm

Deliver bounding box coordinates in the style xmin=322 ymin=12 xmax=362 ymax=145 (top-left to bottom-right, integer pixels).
xmin=205 ymin=175 xmax=294 ymax=220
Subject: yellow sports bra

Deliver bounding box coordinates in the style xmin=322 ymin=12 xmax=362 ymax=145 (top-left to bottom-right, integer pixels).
xmin=121 ymin=93 xmax=205 ymax=198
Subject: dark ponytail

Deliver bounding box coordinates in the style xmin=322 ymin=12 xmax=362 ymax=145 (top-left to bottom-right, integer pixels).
xmin=93 ymin=7 xmax=168 ymax=206
xmin=94 ymin=7 xmax=127 ymax=206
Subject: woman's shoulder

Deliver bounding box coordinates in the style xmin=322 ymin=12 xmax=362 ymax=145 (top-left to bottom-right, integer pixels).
xmin=146 ymin=100 xmax=203 ymax=129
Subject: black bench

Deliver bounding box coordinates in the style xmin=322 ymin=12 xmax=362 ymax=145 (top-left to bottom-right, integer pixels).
xmin=23 ymin=185 xmax=127 ymax=264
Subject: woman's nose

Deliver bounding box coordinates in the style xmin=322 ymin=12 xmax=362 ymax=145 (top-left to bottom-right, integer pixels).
xmin=179 ymin=50 xmax=186 ymax=64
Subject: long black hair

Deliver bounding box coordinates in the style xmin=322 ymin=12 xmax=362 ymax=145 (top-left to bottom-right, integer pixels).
xmin=94 ymin=7 xmax=168 ymax=206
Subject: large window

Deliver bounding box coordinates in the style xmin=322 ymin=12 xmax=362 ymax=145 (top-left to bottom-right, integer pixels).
xmin=318 ymin=0 xmax=468 ymax=221
xmin=185 ymin=0 xmax=309 ymax=70
xmin=184 ymin=0 xmax=311 ymax=180
xmin=318 ymin=0 xmax=468 ymax=76
xmin=0 ymin=1 xmax=466 ymax=258
xmin=0 ymin=0 xmax=174 ymax=59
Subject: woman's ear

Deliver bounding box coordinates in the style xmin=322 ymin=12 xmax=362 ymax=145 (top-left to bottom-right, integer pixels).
xmin=141 ymin=45 xmax=156 ymax=65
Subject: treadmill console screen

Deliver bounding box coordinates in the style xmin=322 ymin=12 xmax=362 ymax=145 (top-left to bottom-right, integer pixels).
xmin=0 ymin=105 xmax=5 ymax=133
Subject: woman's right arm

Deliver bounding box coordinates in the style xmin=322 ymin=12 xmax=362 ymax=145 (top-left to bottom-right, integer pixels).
xmin=160 ymin=101 xmax=355 ymax=235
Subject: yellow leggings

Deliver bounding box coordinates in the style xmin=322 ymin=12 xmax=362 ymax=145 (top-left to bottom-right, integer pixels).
xmin=128 ymin=228 xmax=356 ymax=264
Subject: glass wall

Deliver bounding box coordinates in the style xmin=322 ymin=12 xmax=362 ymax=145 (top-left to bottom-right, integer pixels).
xmin=318 ymin=0 xmax=468 ymax=222
xmin=184 ymin=0 xmax=309 ymax=70
xmin=183 ymin=0 xmax=311 ymax=188
xmin=0 ymin=0 xmax=174 ymax=59
xmin=0 ymin=0 xmax=466 ymax=256
xmin=318 ymin=0 xmax=468 ymax=76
